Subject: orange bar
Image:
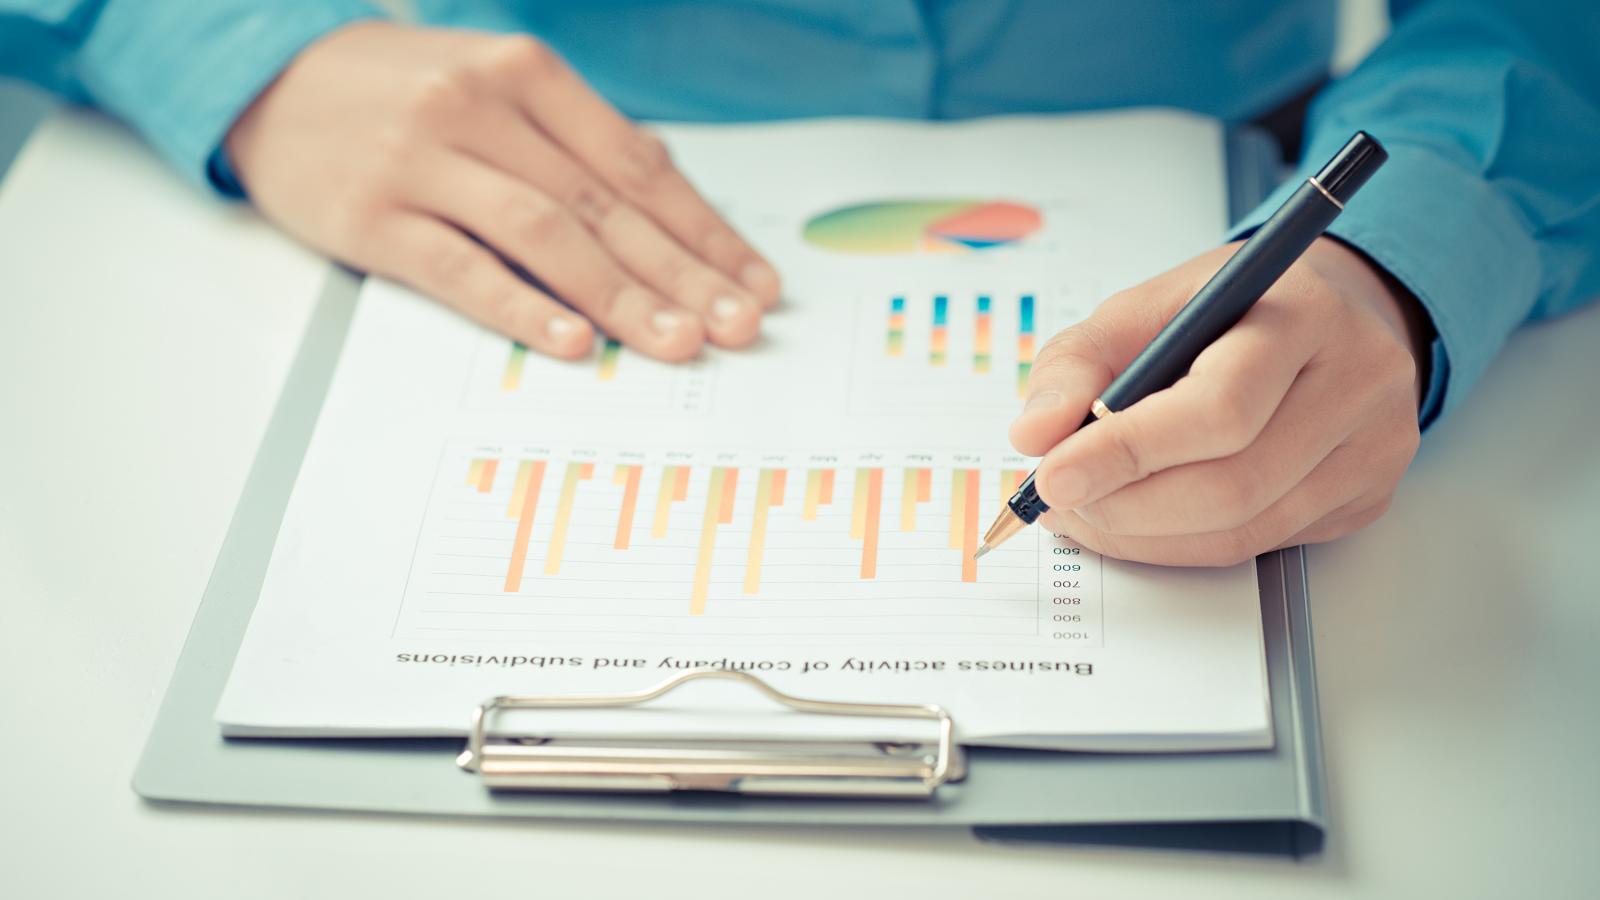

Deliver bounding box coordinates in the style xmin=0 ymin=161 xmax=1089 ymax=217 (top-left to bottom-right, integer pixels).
xmin=769 ymin=469 xmax=787 ymax=506
xmin=961 ymin=468 xmax=980 ymax=583
xmin=917 ymin=467 xmax=931 ymax=502
xmin=743 ymin=469 xmax=775 ymax=594
xmin=819 ymin=469 xmax=835 ymax=504
xmin=948 ymin=469 xmax=967 ymax=549
xmin=718 ymin=468 xmax=740 ymax=523
xmin=613 ymin=464 xmax=642 ymax=549
xmin=503 ymin=460 xmax=547 ymax=592
xmin=690 ymin=467 xmax=728 ymax=615
xmin=673 ymin=465 xmax=690 ymax=501
xmin=860 ymin=468 xmax=883 ymax=579
xmin=543 ymin=462 xmax=593 ymax=575
xmin=476 ymin=458 xmax=499 ymax=493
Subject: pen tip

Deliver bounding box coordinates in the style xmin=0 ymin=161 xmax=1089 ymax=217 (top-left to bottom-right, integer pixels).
xmin=973 ymin=543 xmax=991 ymax=561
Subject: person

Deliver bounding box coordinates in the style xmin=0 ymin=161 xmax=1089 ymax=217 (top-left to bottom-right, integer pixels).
xmin=2 ymin=1 xmax=1596 ymax=566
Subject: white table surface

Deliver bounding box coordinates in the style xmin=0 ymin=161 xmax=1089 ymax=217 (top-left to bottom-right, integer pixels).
xmin=1 ymin=109 xmax=1596 ymax=899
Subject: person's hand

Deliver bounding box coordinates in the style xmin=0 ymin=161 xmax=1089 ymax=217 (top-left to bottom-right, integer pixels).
xmin=1010 ymin=237 xmax=1431 ymax=566
xmin=225 ymin=21 xmax=781 ymax=361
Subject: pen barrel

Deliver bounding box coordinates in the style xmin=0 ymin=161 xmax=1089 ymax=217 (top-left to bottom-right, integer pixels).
xmin=1098 ymin=180 xmax=1342 ymax=412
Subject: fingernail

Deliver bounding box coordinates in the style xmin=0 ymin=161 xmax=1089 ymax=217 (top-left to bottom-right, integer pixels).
xmin=546 ymin=317 xmax=578 ymax=342
xmin=651 ymin=309 xmax=688 ymax=335
xmin=740 ymin=261 xmax=779 ymax=294
xmin=1048 ymin=467 xmax=1091 ymax=510
xmin=711 ymin=295 xmax=746 ymax=323
xmin=1024 ymin=390 xmax=1065 ymax=414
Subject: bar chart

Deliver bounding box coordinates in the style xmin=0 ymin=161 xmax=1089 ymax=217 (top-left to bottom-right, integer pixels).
xmin=395 ymin=445 xmax=1101 ymax=645
xmin=464 ymin=333 xmax=713 ymax=414
xmin=850 ymin=289 xmax=1079 ymax=414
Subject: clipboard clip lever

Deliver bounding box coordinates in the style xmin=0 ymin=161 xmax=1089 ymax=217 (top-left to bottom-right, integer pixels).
xmin=457 ymin=669 xmax=964 ymax=799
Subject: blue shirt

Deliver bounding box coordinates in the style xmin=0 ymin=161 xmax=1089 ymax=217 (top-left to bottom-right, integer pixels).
xmin=3 ymin=1 xmax=1597 ymax=426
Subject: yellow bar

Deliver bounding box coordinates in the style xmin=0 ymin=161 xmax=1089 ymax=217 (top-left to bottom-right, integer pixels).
xmin=651 ymin=466 xmax=679 ymax=538
xmin=851 ymin=468 xmax=870 ymax=538
xmin=690 ymin=467 xmax=728 ymax=615
xmin=466 ymin=458 xmax=484 ymax=487
xmin=506 ymin=460 xmax=533 ymax=518
xmin=743 ymin=469 xmax=775 ymax=594
xmin=544 ymin=462 xmax=593 ymax=574
xmin=803 ymin=469 xmax=821 ymax=521
xmin=949 ymin=469 xmax=967 ymax=549
xmin=1001 ymin=469 xmax=1025 ymax=500
xmin=900 ymin=468 xmax=920 ymax=531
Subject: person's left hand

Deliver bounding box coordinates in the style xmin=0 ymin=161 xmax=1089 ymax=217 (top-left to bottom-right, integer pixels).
xmin=1009 ymin=236 xmax=1431 ymax=566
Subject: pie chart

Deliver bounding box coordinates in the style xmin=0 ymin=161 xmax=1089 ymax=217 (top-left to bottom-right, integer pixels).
xmin=802 ymin=199 xmax=1043 ymax=256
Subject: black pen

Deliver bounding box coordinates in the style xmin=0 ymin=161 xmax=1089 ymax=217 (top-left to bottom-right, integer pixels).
xmin=975 ymin=131 xmax=1388 ymax=558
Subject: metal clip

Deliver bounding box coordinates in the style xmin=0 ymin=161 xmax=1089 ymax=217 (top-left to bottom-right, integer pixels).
xmin=457 ymin=669 xmax=963 ymax=799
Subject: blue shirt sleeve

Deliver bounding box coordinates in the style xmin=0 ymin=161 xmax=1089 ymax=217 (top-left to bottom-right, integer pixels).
xmin=0 ymin=0 xmax=385 ymax=195
xmin=1230 ymin=0 xmax=1600 ymax=428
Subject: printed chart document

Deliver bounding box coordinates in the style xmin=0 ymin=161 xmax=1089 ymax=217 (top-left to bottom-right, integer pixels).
xmin=217 ymin=111 xmax=1271 ymax=751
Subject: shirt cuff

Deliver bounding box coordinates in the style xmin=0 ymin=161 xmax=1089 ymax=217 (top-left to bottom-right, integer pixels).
xmin=1227 ymin=134 xmax=1541 ymax=430
xmin=74 ymin=0 xmax=386 ymax=197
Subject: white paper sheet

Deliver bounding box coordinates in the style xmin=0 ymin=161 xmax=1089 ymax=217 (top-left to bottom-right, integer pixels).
xmin=216 ymin=111 xmax=1270 ymax=750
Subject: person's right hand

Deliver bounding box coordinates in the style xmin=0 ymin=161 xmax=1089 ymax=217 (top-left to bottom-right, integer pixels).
xmin=225 ymin=21 xmax=781 ymax=361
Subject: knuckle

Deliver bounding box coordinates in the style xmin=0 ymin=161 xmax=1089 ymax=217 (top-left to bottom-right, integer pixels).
xmin=1210 ymin=463 xmax=1270 ymax=528
xmin=427 ymin=242 xmax=480 ymax=292
xmin=1199 ymin=381 xmax=1261 ymax=453
xmin=404 ymin=69 xmax=474 ymax=126
xmin=1100 ymin=420 xmax=1149 ymax=483
xmin=585 ymin=281 xmax=628 ymax=320
xmin=502 ymin=195 xmax=573 ymax=247
xmin=368 ymin=128 xmax=422 ymax=190
xmin=1034 ymin=324 xmax=1112 ymax=379
xmin=478 ymin=276 xmax=533 ymax=333
xmin=692 ymin=219 xmax=740 ymax=263
xmin=1073 ymin=498 xmax=1123 ymax=535
xmin=616 ymin=130 xmax=674 ymax=192
xmin=481 ymin=34 xmax=561 ymax=81
xmin=654 ymin=254 xmax=700 ymax=298
xmin=565 ymin=181 xmax=617 ymax=227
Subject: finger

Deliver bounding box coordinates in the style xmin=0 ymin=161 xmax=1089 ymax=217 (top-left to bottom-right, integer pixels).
xmin=450 ymin=102 xmax=766 ymax=346
xmin=1072 ymin=364 xmax=1349 ymax=536
xmin=1274 ymin=497 xmax=1392 ymax=550
xmin=1041 ymin=442 xmax=1372 ymax=567
xmin=404 ymin=149 xmax=705 ymax=361
xmin=360 ymin=212 xmax=593 ymax=359
xmin=475 ymin=38 xmax=781 ymax=304
xmin=1010 ymin=283 xmax=1202 ymax=458
xmin=1036 ymin=294 xmax=1324 ymax=518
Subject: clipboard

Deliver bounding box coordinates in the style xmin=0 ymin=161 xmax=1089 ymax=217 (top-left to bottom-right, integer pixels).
xmin=134 ymin=127 xmax=1326 ymax=856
